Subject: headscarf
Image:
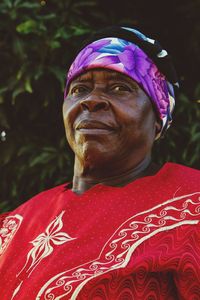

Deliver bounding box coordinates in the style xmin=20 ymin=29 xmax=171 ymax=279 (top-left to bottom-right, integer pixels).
xmin=65 ymin=26 xmax=179 ymax=137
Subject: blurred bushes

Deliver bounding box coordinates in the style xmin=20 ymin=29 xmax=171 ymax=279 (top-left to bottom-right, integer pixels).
xmin=0 ymin=0 xmax=200 ymax=212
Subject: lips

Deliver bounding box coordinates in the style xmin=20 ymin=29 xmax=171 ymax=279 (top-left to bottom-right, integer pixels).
xmin=75 ymin=120 xmax=115 ymax=131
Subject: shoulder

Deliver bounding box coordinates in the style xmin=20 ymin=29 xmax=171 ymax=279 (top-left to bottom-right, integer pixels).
xmin=161 ymin=162 xmax=200 ymax=190
xmin=165 ymin=162 xmax=200 ymax=177
xmin=4 ymin=182 xmax=69 ymax=217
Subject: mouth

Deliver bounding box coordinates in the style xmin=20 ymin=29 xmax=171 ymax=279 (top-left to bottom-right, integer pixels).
xmin=76 ymin=128 xmax=113 ymax=135
xmin=75 ymin=120 xmax=116 ymax=133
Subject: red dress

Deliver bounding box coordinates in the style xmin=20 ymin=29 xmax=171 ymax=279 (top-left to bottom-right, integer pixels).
xmin=0 ymin=163 xmax=200 ymax=300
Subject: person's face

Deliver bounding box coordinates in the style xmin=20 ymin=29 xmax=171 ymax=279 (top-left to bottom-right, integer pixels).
xmin=63 ymin=69 xmax=160 ymax=168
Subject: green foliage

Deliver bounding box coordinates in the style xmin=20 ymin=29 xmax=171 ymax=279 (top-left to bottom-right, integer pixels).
xmin=153 ymin=91 xmax=200 ymax=167
xmin=0 ymin=0 xmax=200 ymax=212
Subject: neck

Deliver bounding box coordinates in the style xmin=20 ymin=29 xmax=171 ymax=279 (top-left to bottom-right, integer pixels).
xmin=72 ymin=154 xmax=158 ymax=194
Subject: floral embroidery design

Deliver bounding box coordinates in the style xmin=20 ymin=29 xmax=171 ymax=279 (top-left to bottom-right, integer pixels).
xmin=18 ymin=211 xmax=75 ymax=277
xmin=36 ymin=192 xmax=200 ymax=300
xmin=11 ymin=210 xmax=76 ymax=299
xmin=0 ymin=214 xmax=23 ymax=255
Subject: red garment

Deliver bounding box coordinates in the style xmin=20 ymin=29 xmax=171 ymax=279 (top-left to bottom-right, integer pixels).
xmin=0 ymin=162 xmax=200 ymax=300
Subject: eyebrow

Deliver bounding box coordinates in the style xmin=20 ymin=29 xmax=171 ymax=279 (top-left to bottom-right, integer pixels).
xmin=71 ymin=77 xmax=92 ymax=84
xmin=104 ymin=72 xmax=139 ymax=87
xmin=105 ymin=73 xmax=132 ymax=82
xmin=113 ymin=77 xmax=139 ymax=87
xmin=71 ymin=70 xmax=138 ymax=85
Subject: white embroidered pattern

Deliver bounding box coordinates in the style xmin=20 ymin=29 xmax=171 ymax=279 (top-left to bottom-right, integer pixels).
xmin=11 ymin=210 xmax=76 ymax=300
xmin=36 ymin=192 xmax=200 ymax=300
xmin=18 ymin=211 xmax=75 ymax=277
xmin=0 ymin=214 xmax=23 ymax=255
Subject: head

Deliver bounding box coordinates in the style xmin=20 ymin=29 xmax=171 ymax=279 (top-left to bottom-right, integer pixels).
xmin=63 ymin=26 xmax=178 ymax=173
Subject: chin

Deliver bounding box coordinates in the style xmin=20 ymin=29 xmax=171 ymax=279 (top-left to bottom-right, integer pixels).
xmin=77 ymin=140 xmax=115 ymax=166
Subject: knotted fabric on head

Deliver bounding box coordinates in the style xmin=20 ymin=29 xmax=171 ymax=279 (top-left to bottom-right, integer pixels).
xmin=65 ymin=26 xmax=179 ymax=138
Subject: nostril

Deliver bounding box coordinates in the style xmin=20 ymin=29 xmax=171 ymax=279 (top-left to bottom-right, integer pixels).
xmin=81 ymin=102 xmax=89 ymax=111
xmin=80 ymin=99 xmax=109 ymax=112
xmin=94 ymin=102 xmax=108 ymax=111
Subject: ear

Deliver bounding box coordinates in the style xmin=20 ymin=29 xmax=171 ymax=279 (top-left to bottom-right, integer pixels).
xmin=155 ymin=120 xmax=162 ymax=133
xmin=154 ymin=120 xmax=162 ymax=140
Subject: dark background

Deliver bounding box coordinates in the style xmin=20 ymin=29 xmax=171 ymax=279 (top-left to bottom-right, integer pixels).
xmin=0 ymin=0 xmax=200 ymax=212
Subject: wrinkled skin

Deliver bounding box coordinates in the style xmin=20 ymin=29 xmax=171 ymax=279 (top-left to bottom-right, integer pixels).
xmin=63 ymin=69 xmax=161 ymax=194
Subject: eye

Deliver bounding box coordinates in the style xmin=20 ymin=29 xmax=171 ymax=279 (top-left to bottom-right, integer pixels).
xmin=70 ymin=85 xmax=89 ymax=97
xmin=110 ymin=84 xmax=131 ymax=93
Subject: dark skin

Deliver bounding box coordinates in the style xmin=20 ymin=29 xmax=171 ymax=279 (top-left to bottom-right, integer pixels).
xmin=63 ymin=69 xmax=162 ymax=194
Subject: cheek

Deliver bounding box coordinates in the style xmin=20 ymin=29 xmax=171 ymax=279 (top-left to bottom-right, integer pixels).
xmin=114 ymin=98 xmax=157 ymax=144
xmin=114 ymin=101 xmax=148 ymax=129
xmin=62 ymin=101 xmax=76 ymax=144
xmin=63 ymin=99 xmax=78 ymax=128
xmin=127 ymin=96 xmax=156 ymax=129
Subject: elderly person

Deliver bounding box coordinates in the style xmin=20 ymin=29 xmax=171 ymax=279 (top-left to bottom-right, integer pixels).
xmin=0 ymin=26 xmax=200 ymax=300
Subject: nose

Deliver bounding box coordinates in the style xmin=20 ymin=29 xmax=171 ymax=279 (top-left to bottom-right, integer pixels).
xmin=80 ymin=95 xmax=109 ymax=112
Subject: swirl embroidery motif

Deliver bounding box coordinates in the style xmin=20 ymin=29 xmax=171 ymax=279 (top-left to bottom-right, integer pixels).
xmin=36 ymin=192 xmax=200 ymax=300
xmin=11 ymin=210 xmax=76 ymax=300
xmin=0 ymin=214 xmax=23 ymax=255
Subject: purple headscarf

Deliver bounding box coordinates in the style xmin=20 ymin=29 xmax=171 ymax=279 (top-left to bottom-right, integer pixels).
xmin=65 ymin=33 xmax=176 ymax=137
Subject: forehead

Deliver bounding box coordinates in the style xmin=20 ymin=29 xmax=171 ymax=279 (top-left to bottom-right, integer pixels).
xmin=70 ymin=68 xmax=139 ymax=85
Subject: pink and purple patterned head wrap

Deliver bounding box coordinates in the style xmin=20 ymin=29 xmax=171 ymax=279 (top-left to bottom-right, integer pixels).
xmin=65 ymin=27 xmax=179 ymax=137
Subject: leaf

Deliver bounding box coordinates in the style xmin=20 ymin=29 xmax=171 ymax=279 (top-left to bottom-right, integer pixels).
xmin=0 ymin=86 xmax=9 ymax=95
xmin=16 ymin=20 xmax=37 ymax=34
xmin=25 ymin=77 xmax=33 ymax=93
xmin=48 ymin=66 xmax=65 ymax=89
xmin=0 ymin=96 xmax=4 ymax=104
xmin=1 ymin=142 xmax=16 ymax=165
xmin=71 ymin=25 xmax=90 ymax=36
xmin=194 ymin=83 xmax=200 ymax=98
xmin=191 ymin=132 xmax=200 ymax=143
xmin=4 ymin=0 xmax=12 ymax=8
xmin=55 ymin=27 xmax=72 ymax=40
xmin=42 ymin=146 xmax=57 ymax=153
xmin=12 ymin=86 xmax=25 ymax=101
xmin=16 ymin=20 xmax=46 ymax=34
xmin=0 ymin=201 xmax=11 ymax=213
xmin=16 ymin=2 xmax=40 ymax=9
xmin=13 ymin=0 xmax=24 ymax=6
xmin=13 ymin=37 xmax=24 ymax=58
xmin=36 ymin=13 xmax=56 ymax=21
xmin=73 ymin=1 xmax=97 ymax=8
xmin=29 ymin=152 xmax=56 ymax=167
xmin=16 ymin=64 xmax=27 ymax=80
xmin=17 ymin=144 xmax=35 ymax=156
xmin=0 ymin=109 xmax=9 ymax=128
xmin=33 ymin=66 xmax=43 ymax=81
xmin=49 ymin=40 xmax=61 ymax=49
